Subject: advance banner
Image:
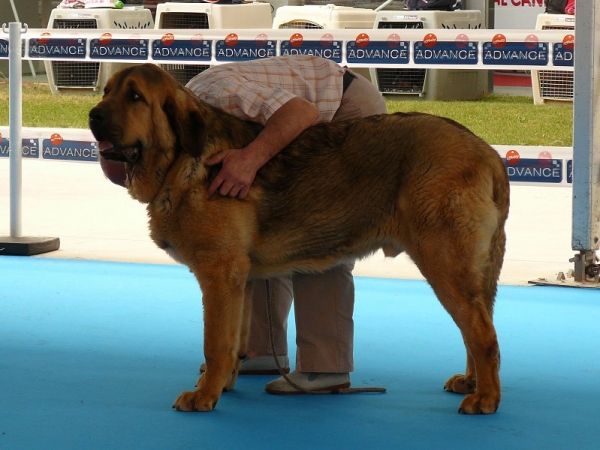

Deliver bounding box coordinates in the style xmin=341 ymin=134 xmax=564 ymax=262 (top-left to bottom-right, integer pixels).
xmin=0 ymin=127 xmax=574 ymax=187
xmin=0 ymin=28 xmax=574 ymax=71
xmin=0 ymin=128 xmax=98 ymax=163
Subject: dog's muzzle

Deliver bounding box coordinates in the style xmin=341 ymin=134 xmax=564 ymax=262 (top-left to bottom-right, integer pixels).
xmin=89 ymin=107 xmax=141 ymax=164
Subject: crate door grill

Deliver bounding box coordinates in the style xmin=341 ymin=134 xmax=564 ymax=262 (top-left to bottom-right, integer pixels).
xmin=539 ymin=24 xmax=574 ymax=100
xmin=158 ymin=12 xmax=210 ymax=85
xmin=277 ymin=20 xmax=325 ymax=29
xmin=376 ymin=21 xmax=426 ymax=94
xmin=51 ymin=18 xmax=100 ymax=88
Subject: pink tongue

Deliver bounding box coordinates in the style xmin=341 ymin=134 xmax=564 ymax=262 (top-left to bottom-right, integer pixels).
xmin=97 ymin=141 xmax=114 ymax=152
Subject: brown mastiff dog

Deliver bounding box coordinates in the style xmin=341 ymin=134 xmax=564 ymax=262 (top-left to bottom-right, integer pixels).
xmin=89 ymin=63 xmax=509 ymax=414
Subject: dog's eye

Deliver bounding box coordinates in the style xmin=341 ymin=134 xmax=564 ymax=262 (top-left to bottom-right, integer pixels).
xmin=131 ymin=90 xmax=141 ymax=102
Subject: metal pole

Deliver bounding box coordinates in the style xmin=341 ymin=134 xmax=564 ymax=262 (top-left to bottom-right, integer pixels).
xmin=571 ymin=1 xmax=600 ymax=282
xmin=8 ymin=22 xmax=25 ymax=238
xmin=0 ymin=21 xmax=59 ymax=256
xmin=8 ymin=0 xmax=36 ymax=77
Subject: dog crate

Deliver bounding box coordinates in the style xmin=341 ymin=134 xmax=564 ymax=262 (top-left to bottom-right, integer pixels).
xmin=531 ymin=13 xmax=574 ymax=105
xmin=272 ymin=4 xmax=376 ymax=29
xmin=370 ymin=10 xmax=487 ymax=101
xmin=45 ymin=7 xmax=153 ymax=95
xmin=272 ymin=4 xmax=376 ymax=81
xmin=154 ymin=2 xmax=273 ymax=85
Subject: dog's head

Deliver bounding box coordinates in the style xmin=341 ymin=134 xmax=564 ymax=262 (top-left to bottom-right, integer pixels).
xmin=89 ymin=63 xmax=206 ymax=202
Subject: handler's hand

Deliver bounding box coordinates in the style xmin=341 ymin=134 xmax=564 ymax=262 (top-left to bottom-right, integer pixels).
xmin=205 ymin=149 xmax=257 ymax=199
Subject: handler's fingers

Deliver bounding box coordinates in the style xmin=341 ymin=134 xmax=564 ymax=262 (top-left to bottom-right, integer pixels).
xmin=205 ymin=152 xmax=227 ymax=167
xmin=238 ymin=186 xmax=250 ymax=200
xmin=207 ymin=176 xmax=224 ymax=199
xmin=229 ymin=186 xmax=243 ymax=198
xmin=208 ymin=181 xmax=247 ymax=200
xmin=219 ymin=180 xmax=242 ymax=198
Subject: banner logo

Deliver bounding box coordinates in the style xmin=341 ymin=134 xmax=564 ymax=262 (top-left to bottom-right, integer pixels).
xmin=289 ymin=33 xmax=303 ymax=47
xmin=553 ymin=34 xmax=574 ymax=67
xmin=423 ymin=33 xmax=437 ymax=49
xmin=492 ymin=33 xmax=507 ymax=48
xmin=414 ymin=33 xmax=478 ymax=65
xmin=99 ymin=33 xmax=112 ymax=45
xmin=29 ymin=36 xmax=86 ymax=59
xmin=38 ymin=32 xmax=51 ymax=45
xmin=483 ymin=35 xmax=548 ymax=66
xmin=280 ymin=33 xmax=342 ymax=62
xmin=216 ymin=33 xmax=276 ymax=61
xmin=255 ymin=33 xmax=269 ymax=48
xmin=50 ymin=133 xmax=63 ymax=146
xmin=152 ymin=33 xmax=211 ymax=62
xmin=91 ymin=34 xmax=149 ymax=60
xmin=346 ymin=32 xmax=409 ymax=65
xmin=504 ymin=156 xmax=562 ymax=183
xmin=161 ymin=33 xmax=175 ymax=46
xmin=562 ymin=34 xmax=574 ymax=51
xmin=355 ymin=33 xmax=370 ymax=48
xmin=505 ymin=149 xmax=520 ymax=165
xmin=0 ymin=137 xmax=40 ymax=158
xmin=0 ymin=39 xmax=7 ymax=58
xmin=42 ymin=138 xmax=99 ymax=162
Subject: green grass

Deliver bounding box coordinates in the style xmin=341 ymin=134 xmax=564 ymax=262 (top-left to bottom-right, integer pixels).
xmin=387 ymin=95 xmax=573 ymax=147
xmin=0 ymin=80 xmax=574 ymax=147
xmin=0 ymin=81 xmax=99 ymax=129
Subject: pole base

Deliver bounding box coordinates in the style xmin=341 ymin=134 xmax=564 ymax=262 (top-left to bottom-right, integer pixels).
xmin=0 ymin=236 xmax=60 ymax=256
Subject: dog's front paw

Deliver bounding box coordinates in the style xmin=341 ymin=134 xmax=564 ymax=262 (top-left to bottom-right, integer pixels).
xmin=444 ymin=374 xmax=476 ymax=394
xmin=172 ymin=389 xmax=219 ymax=412
xmin=458 ymin=393 xmax=500 ymax=415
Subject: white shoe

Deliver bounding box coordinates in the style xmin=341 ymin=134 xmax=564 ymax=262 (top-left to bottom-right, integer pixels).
xmin=265 ymin=370 xmax=350 ymax=395
xmin=199 ymin=355 xmax=290 ymax=375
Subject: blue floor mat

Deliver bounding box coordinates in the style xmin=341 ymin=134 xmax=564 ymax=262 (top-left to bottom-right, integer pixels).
xmin=1 ymin=257 xmax=599 ymax=449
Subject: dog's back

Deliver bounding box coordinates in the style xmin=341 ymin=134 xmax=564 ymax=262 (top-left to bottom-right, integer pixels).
xmin=251 ymin=112 xmax=509 ymax=280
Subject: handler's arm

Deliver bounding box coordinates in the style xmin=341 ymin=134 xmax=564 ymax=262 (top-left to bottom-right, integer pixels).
xmin=205 ymin=97 xmax=320 ymax=199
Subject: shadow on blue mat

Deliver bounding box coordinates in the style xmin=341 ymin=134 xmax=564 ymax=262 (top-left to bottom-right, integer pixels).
xmin=1 ymin=257 xmax=599 ymax=449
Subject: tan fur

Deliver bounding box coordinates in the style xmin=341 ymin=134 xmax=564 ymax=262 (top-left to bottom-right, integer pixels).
xmin=89 ymin=64 xmax=510 ymax=414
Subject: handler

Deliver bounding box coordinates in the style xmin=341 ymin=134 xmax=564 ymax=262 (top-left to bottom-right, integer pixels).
xmin=186 ymin=55 xmax=387 ymax=394
xmin=100 ymin=55 xmax=387 ymax=393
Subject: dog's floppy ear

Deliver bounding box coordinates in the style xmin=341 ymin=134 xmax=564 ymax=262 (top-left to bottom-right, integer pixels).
xmin=164 ymin=89 xmax=206 ymax=158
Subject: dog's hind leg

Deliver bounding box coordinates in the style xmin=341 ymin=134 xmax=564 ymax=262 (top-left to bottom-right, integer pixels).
xmin=445 ymin=335 xmax=477 ymax=395
xmin=443 ymin=220 xmax=506 ymax=405
xmin=173 ymin=258 xmax=250 ymax=412
xmin=420 ymin=261 xmax=501 ymax=414
xmin=406 ymin=204 xmax=504 ymax=414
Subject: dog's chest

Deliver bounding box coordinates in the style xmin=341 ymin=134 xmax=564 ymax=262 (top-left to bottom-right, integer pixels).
xmin=147 ymin=195 xmax=186 ymax=265
xmin=148 ymin=222 xmax=187 ymax=266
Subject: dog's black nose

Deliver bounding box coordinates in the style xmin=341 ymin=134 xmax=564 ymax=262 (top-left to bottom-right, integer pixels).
xmin=89 ymin=107 xmax=106 ymax=127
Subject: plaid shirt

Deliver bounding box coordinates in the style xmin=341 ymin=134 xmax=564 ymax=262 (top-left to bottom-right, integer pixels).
xmin=185 ymin=55 xmax=345 ymax=125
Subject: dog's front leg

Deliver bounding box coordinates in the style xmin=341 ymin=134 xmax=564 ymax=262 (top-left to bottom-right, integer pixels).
xmin=173 ymin=264 xmax=248 ymax=412
xmin=224 ymin=281 xmax=255 ymax=391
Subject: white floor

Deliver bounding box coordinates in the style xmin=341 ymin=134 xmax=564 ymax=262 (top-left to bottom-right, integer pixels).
xmin=0 ymin=158 xmax=576 ymax=286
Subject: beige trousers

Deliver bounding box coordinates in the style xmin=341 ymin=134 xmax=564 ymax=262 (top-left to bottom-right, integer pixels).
xmin=247 ymin=71 xmax=388 ymax=373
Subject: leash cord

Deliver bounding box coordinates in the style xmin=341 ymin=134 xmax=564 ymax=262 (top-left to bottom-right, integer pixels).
xmin=265 ymin=279 xmax=386 ymax=395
